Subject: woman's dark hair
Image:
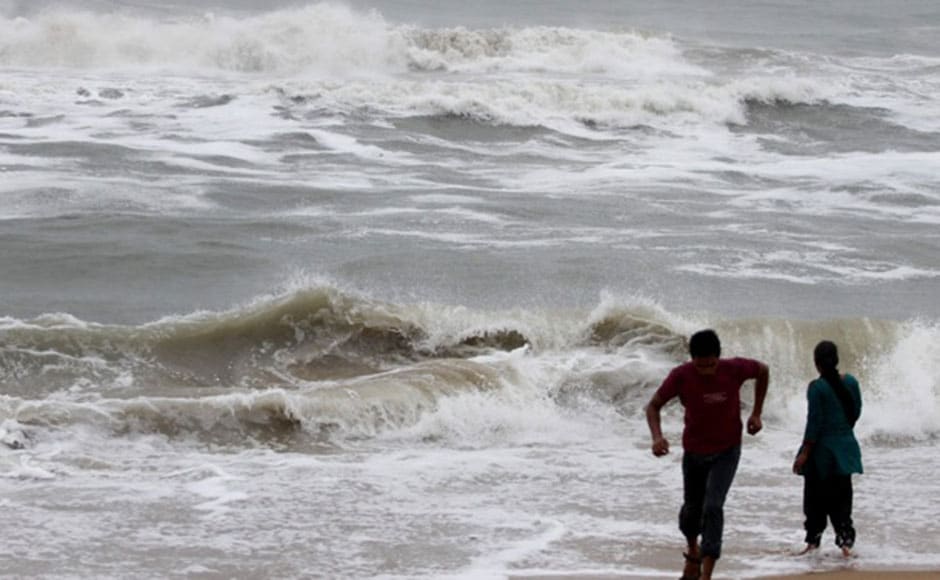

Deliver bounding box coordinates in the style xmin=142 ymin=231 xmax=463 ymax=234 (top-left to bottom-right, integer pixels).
xmin=814 ymin=340 xmax=858 ymax=427
xmin=689 ymin=329 xmax=721 ymax=358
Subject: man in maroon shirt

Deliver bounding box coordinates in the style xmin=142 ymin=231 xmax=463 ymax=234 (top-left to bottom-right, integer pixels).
xmin=645 ymin=329 xmax=769 ymax=580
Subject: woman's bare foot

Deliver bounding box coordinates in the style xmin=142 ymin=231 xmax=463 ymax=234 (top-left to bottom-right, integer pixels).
xmin=701 ymin=555 xmax=716 ymax=580
xmin=796 ymin=544 xmax=818 ymax=556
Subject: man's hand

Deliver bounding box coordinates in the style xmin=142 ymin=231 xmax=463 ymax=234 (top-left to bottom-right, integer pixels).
xmin=651 ymin=436 xmax=670 ymax=457
xmin=746 ymin=413 xmax=762 ymax=435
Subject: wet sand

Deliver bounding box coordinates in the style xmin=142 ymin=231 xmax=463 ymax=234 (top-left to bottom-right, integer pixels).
xmin=758 ymin=571 xmax=940 ymax=579
xmin=511 ymin=570 xmax=940 ymax=579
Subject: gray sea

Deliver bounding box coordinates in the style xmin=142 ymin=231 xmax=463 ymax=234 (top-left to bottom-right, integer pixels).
xmin=1 ymin=1 xmax=939 ymax=578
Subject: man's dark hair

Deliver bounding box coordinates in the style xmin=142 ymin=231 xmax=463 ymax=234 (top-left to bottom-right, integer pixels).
xmin=689 ymin=329 xmax=721 ymax=358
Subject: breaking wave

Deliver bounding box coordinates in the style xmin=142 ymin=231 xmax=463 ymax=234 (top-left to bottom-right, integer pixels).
xmin=1 ymin=285 xmax=938 ymax=446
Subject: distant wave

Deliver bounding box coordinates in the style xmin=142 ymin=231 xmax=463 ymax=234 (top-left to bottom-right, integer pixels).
xmin=0 ymin=4 xmax=687 ymax=74
xmin=8 ymin=3 xmax=937 ymax=135
xmin=0 ymin=4 xmax=859 ymax=132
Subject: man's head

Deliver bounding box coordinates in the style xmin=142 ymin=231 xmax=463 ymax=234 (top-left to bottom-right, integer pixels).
xmin=689 ymin=329 xmax=721 ymax=375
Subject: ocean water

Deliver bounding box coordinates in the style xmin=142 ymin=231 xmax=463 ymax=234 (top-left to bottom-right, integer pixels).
xmin=1 ymin=1 xmax=939 ymax=578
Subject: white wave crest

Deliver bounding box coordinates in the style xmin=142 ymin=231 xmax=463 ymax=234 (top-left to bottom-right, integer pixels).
xmin=278 ymin=73 xmax=830 ymax=132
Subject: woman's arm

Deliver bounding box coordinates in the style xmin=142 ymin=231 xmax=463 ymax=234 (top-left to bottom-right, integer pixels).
xmin=793 ymin=382 xmax=822 ymax=474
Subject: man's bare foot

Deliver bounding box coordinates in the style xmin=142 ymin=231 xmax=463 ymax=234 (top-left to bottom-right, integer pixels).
xmin=841 ymin=546 xmax=853 ymax=558
xmin=681 ymin=551 xmax=701 ymax=580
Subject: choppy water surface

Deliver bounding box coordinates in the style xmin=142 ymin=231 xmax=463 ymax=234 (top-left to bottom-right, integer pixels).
xmin=2 ymin=1 xmax=939 ymax=578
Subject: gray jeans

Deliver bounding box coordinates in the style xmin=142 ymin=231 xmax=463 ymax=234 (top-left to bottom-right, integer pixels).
xmin=680 ymin=444 xmax=741 ymax=559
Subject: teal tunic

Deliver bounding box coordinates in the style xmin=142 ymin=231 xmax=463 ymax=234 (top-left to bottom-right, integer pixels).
xmin=803 ymin=374 xmax=863 ymax=478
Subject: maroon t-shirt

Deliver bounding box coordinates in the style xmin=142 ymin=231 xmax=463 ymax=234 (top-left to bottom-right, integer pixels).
xmin=655 ymin=357 xmax=763 ymax=455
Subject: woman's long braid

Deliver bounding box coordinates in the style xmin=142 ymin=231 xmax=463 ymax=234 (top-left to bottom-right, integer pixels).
xmin=814 ymin=340 xmax=858 ymax=427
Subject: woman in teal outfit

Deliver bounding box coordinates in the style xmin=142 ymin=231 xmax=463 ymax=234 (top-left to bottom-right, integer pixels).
xmin=792 ymin=340 xmax=863 ymax=557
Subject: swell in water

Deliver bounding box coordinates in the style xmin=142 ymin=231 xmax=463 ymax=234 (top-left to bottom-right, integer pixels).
xmin=1 ymin=285 xmax=937 ymax=450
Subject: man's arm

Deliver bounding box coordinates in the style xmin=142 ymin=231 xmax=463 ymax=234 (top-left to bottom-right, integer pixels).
xmin=645 ymin=392 xmax=670 ymax=456
xmin=746 ymin=362 xmax=769 ymax=435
